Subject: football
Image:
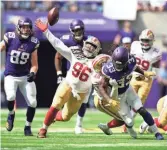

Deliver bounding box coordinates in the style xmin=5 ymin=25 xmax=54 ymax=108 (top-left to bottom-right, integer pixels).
xmin=48 ymin=7 xmax=59 ymax=26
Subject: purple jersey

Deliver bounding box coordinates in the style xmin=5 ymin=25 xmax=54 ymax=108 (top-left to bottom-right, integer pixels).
xmin=60 ymin=34 xmax=89 ymax=70
xmin=4 ymin=32 xmax=40 ymax=77
xmin=102 ymin=55 xmax=136 ymax=94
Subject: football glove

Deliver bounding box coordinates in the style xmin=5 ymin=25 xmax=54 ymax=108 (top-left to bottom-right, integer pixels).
xmin=144 ymin=71 xmax=156 ymax=78
xmin=109 ymin=79 xmax=118 ymax=88
xmin=57 ymin=74 xmax=63 ymax=84
xmin=35 ymin=19 xmax=48 ymax=32
xmin=27 ymin=72 xmax=36 ymax=82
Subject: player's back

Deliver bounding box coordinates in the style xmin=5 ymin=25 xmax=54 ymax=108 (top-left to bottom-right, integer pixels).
xmin=4 ymin=32 xmax=39 ymax=77
xmin=131 ymin=41 xmax=161 ymax=72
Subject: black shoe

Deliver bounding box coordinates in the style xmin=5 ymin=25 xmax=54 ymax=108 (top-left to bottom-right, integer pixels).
xmin=6 ymin=113 xmax=15 ymax=131
xmin=24 ymin=126 xmax=33 ymax=136
xmin=155 ymin=132 xmax=164 ymax=140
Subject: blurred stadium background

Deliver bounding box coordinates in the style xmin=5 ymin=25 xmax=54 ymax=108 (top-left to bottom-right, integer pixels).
xmin=1 ymin=0 xmax=167 ymax=109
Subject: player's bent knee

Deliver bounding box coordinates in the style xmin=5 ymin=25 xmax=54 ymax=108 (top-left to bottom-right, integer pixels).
xmin=29 ymin=100 xmax=37 ymax=108
xmin=125 ymin=118 xmax=134 ymax=127
xmin=62 ymin=114 xmax=72 ymax=121
xmin=6 ymin=92 xmax=16 ymax=101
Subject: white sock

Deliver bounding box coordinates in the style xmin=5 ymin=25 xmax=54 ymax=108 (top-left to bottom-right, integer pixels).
xmin=42 ymin=123 xmax=48 ymax=130
xmin=9 ymin=110 xmax=15 ymax=115
xmin=131 ymin=110 xmax=137 ymax=118
xmin=76 ymin=115 xmax=83 ymax=127
xmin=141 ymin=121 xmax=148 ymax=129
xmin=149 ymin=124 xmax=158 ymax=134
xmin=25 ymin=121 xmax=31 ymax=126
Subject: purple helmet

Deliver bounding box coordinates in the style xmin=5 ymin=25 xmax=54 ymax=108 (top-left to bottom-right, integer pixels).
xmin=17 ymin=17 xmax=33 ymax=39
xmin=69 ymin=19 xmax=85 ymax=41
xmin=112 ymin=46 xmax=129 ymax=71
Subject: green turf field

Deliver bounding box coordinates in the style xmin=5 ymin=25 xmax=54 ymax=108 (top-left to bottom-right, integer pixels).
xmin=1 ymin=109 xmax=167 ymax=150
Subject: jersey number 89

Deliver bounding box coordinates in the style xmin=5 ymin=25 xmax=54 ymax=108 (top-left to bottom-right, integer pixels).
xmin=10 ymin=50 xmax=30 ymax=65
xmin=72 ymin=62 xmax=91 ymax=82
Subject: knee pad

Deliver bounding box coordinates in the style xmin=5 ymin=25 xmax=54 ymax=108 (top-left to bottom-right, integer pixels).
xmin=125 ymin=117 xmax=134 ymax=127
xmin=28 ymin=99 xmax=37 ymax=108
xmin=119 ymin=112 xmax=134 ymax=127
xmin=137 ymin=107 xmax=147 ymax=116
xmin=6 ymin=92 xmax=16 ymax=101
xmin=62 ymin=114 xmax=72 ymax=121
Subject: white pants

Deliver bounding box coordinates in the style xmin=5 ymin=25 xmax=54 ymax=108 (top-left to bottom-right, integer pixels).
xmin=118 ymin=85 xmax=143 ymax=126
xmin=83 ymin=86 xmax=92 ymax=104
xmin=4 ymin=75 xmax=37 ymax=108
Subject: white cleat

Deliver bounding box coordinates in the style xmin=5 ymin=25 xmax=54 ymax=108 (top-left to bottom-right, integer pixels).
xmin=98 ymin=123 xmax=112 ymax=135
xmin=75 ymin=126 xmax=83 ymax=134
xmin=139 ymin=124 xmax=148 ymax=134
xmin=127 ymin=127 xmax=137 ymax=139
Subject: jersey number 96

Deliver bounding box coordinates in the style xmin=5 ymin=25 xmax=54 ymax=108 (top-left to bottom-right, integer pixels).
xmin=72 ymin=62 xmax=91 ymax=82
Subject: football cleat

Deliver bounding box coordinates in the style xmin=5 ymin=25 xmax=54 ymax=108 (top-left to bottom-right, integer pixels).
xmin=139 ymin=124 xmax=147 ymax=134
xmin=24 ymin=126 xmax=33 ymax=136
xmin=127 ymin=127 xmax=137 ymax=139
xmin=75 ymin=126 xmax=83 ymax=134
xmin=155 ymin=132 xmax=164 ymax=140
xmin=6 ymin=113 xmax=15 ymax=131
xmin=98 ymin=123 xmax=112 ymax=135
xmin=37 ymin=128 xmax=47 ymax=138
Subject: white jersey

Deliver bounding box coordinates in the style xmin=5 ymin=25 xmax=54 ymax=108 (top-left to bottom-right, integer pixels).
xmin=131 ymin=41 xmax=161 ymax=75
xmin=44 ymin=29 xmax=93 ymax=93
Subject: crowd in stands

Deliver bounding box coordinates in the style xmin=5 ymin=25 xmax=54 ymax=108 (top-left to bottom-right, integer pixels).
xmin=138 ymin=0 xmax=167 ymax=12
xmin=2 ymin=0 xmax=167 ymax=13
xmin=2 ymin=1 xmax=103 ymax=13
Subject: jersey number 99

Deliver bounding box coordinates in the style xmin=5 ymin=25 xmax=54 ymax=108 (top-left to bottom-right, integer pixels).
xmin=136 ymin=57 xmax=150 ymax=71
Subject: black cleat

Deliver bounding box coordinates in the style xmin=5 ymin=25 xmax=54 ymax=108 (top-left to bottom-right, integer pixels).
xmin=24 ymin=126 xmax=33 ymax=136
xmin=155 ymin=132 xmax=164 ymax=140
xmin=6 ymin=113 xmax=15 ymax=131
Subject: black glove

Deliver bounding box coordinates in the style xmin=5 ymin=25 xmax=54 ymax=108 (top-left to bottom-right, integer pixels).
xmin=57 ymin=74 xmax=63 ymax=84
xmin=27 ymin=72 xmax=36 ymax=82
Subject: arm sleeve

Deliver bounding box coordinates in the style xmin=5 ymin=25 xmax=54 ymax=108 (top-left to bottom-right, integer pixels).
xmin=43 ymin=29 xmax=72 ymax=62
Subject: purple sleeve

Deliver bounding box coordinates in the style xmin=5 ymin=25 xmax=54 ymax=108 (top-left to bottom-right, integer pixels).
xmin=101 ymin=62 xmax=113 ymax=78
xmin=161 ymin=52 xmax=167 ymax=61
xmin=4 ymin=32 xmax=14 ymax=46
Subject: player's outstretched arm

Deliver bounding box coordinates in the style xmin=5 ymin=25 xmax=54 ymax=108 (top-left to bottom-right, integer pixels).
xmin=35 ymin=19 xmax=72 ymax=62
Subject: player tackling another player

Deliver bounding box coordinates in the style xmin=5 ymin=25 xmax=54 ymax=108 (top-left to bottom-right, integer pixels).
xmin=93 ymin=46 xmax=164 ymax=140
xmin=35 ymin=18 xmax=101 ymax=138
xmin=0 ymin=17 xmax=39 ymax=136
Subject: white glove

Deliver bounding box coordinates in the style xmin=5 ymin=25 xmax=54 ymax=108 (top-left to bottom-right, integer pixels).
xmin=109 ymin=79 xmax=118 ymax=88
xmin=57 ymin=74 xmax=64 ymax=84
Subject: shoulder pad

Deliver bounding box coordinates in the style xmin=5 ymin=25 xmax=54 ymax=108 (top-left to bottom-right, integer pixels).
xmin=92 ymin=54 xmax=111 ymax=73
xmin=4 ymin=32 xmax=16 ymax=44
xmin=61 ymin=35 xmax=70 ymax=40
xmin=31 ymin=37 xmax=40 ymax=49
